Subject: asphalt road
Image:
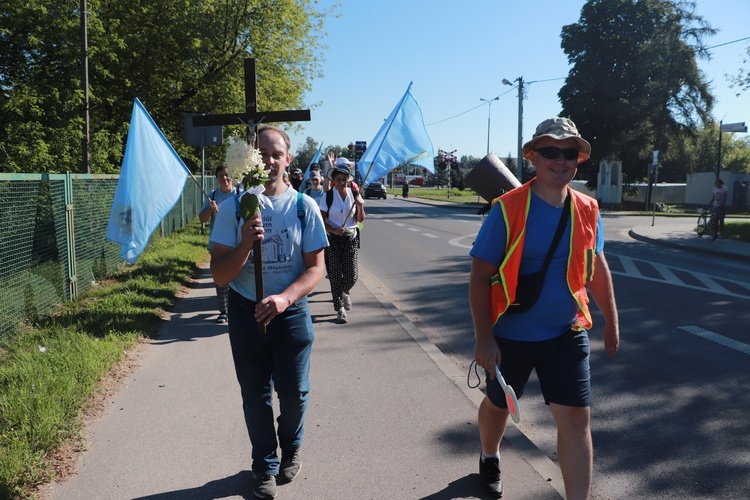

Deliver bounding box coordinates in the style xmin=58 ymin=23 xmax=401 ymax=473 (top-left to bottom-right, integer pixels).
xmin=359 ymin=198 xmax=750 ymax=499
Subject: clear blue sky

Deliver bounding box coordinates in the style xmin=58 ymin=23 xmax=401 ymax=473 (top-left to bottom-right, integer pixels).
xmin=287 ymin=0 xmax=750 ymax=164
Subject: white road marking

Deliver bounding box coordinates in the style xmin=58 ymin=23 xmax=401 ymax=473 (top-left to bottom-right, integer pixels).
xmin=618 ymin=256 xmax=643 ymax=278
xmin=449 ymin=234 xmax=477 ymax=249
xmin=678 ymin=326 xmax=750 ymax=356
xmin=608 ymin=253 xmax=750 ymax=300
xmin=408 ymin=227 xmax=419 ymax=232
xmin=423 ymin=233 xmax=439 ymax=238
xmin=651 ymin=263 xmax=682 ymax=286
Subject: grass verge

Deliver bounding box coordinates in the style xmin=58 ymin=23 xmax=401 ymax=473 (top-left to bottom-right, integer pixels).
xmin=0 ymin=221 xmax=209 ymax=499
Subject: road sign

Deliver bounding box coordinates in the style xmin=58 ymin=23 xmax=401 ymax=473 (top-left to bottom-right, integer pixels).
xmin=720 ymin=122 xmax=747 ymax=133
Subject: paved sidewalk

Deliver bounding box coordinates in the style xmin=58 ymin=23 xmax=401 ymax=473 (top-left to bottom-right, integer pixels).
xmin=629 ymin=216 xmax=750 ymax=263
xmin=44 ymin=265 xmax=562 ymax=500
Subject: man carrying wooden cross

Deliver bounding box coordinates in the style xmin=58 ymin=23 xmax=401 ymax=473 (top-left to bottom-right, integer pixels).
xmin=210 ymin=125 xmax=328 ymax=499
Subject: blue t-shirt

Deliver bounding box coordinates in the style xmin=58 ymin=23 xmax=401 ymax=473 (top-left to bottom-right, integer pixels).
xmin=210 ymin=188 xmax=329 ymax=306
xmin=470 ymin=191 xmax=604 ymax=341
xmin=304 ymin=186 xmax=326 ymax=205
xmin=201 ymin=187 xmax=243 ymax=249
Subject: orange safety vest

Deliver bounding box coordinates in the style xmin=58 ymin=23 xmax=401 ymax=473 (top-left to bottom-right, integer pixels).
xmin=489 ymin=181 xmax=599 ymax=331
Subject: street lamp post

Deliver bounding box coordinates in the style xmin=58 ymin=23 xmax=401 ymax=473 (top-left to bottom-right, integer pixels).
xmin=480 ymin=97 xmax=499 ymax=155
xmin=503 ymin=77 xmax=524 ymax=183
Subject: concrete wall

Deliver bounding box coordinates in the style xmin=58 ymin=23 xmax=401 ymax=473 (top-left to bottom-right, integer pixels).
xmin=624 ymin=183 xmax=687 ymax=204
xmin=686 ymin=171 xmax=734 ymax=206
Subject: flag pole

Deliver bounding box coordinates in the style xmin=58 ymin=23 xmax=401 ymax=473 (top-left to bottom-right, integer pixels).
xmin=185 ymin=169 xmax=212 ymax=200
xmin=358 ymin=83 xmax=414 ymax=188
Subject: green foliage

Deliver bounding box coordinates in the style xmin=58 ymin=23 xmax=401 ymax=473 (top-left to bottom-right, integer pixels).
xmin=560 ymin=0 xmax=716 ymax=186
xmin=290 ymin=136 xmax=321 ymax=172
xmin=0 ymin=221 xmax=208 ymax=498
xmin=729 ymin=43 xmax=750 ymax=95
xmin=662 ymin=124 xmax=750 ymax=179
xmin=0 ymin=0 xmax=338 ymax=174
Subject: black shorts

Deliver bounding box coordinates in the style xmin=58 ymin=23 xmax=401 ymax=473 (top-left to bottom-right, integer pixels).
xmin=486 ymin=329 xmax=590 ymax=408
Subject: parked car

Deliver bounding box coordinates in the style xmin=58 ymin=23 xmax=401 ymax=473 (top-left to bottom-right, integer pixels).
xmin=364 ymin=181 xmax=387 ymax=199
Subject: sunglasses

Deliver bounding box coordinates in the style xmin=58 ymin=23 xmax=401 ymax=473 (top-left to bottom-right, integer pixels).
xmin=535 ymin=147 xmax=579 ymax=161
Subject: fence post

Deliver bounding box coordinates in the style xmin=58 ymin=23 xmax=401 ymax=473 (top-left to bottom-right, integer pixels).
xmin=64 ymin=171 xmax=78 ymax=299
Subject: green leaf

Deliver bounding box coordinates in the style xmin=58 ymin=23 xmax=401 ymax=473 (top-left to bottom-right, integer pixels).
xmin=239 ymin=193 xmax=259 ymax=221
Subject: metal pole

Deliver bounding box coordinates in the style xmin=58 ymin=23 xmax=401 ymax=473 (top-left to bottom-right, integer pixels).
xmin=80 ymin=0 xmax=90 ymax=173
xmin=716 ymin=120 xmax=722 ymax=178
xmin=516 ymin=77 xmax=524 ymax=183
xmin=480 ymin=97 xmax=498 ymax=155
xmin=486 ymin=104 xmax=491 ymax=155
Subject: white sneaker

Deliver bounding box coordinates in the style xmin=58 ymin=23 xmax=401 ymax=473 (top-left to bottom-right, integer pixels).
xmin=336 ymin=307 xmax=348 ymax=324
xmin=342 ymin=292 xmax=352 ymax=311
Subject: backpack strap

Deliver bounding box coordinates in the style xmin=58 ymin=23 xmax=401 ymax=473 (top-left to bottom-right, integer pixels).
xmin=326 ymin=189 xmax=334 ymax=211
xmin=297 ymin=192 xmax=306 ymax=234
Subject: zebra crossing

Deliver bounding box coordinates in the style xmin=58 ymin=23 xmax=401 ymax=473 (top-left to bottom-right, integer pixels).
xmin=607 ymin=253 xmax=750 ymax=299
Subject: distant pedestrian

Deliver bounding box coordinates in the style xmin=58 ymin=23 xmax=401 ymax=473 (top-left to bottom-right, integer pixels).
xmin=199 ymin=163 xmax=242 ymax=324
xmin=402 ymin=182 xmax=409 ymax=198
xmin=319 ymin=158 xmax=365 ymax=324
xmin=209 ymin=125 xmax=328 ymax=500
xmin=470 ymin=117 xmax=619 ymax=499
xmin=290 ymin=168 xmax=304 ymax=190
xmin=297 ymin=162 xmax=320 ymax=195
xmin=304 ymin=169 xmax=326 ymax=205
xmin=708 ymin=178 xmax=728 ymax=240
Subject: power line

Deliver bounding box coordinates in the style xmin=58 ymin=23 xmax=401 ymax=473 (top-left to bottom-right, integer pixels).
xmin=425 ymin=77 xmax=566 ymax=127
xmin=706 ymin=36 xmax=750 ymax=50
xmin=426 ymin=88 xmax=515 ymax=126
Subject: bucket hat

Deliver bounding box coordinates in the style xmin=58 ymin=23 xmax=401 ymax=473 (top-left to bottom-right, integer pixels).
xmin=327 ymin=158 xmax=354 ymax=182
xmin=522 ymin=117 xmax=591 ymax=163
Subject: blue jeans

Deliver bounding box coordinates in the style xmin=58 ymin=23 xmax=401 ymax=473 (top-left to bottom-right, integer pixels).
xmin=227 ymin=289 xmax=314 ymax=476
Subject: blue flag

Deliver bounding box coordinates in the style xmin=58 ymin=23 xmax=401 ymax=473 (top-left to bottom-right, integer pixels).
xmin=358 ymin=82 xmax=434 ymax=186
xmin=304 ymin=141 xmax=324 ymax=179
xmin=106 ymin=98 xmax=190 ymax=264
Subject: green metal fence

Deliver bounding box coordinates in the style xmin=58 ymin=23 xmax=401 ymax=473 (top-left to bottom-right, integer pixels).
xmin=0 ymin=173 xmax=215 ymax=340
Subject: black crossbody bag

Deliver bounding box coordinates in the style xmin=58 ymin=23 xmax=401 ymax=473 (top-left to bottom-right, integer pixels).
xmin=505 ymin=194 xmax=570 ymax=314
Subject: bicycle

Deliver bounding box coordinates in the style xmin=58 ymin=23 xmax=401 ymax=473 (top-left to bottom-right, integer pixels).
xmin=696 ymin=206 xmax=715 ymax=238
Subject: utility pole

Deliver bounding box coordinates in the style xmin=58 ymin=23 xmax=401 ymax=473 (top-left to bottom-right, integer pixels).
xmin=503 ymin=77 xmax=525 ymax=182
xmin=80 ymin=0 xmax=90 ymax=173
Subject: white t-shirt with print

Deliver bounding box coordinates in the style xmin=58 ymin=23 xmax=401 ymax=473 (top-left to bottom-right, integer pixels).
xmin=210 ymin=188 xmax=328 ymax=304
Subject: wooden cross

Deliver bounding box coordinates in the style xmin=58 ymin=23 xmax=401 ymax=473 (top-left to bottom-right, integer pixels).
xmin=193 ymin=57 xmax=310 ymax=334
xmin=191 ymin=57 xmax=310 ymax=138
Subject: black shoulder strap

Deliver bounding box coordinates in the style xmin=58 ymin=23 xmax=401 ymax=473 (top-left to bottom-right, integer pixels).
xmin=326 ymin=189 xmax=333 ymax=210
xmin=541 ymin=193 xmax=571 ymax=273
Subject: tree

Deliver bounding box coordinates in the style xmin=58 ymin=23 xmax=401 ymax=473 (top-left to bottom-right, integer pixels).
xmin=730 ymin=43 xmax=750 ymax=95
xmin=0 ymin=0 xmax=337 ymax=174
xmin=460 ymin=154 xmax=481 ymax=171
xmin=502 ymin=154 xmax=517 ymax=177
xmin=290 ymin=136 xmax=321 ymax=173
xmin=559 ymin=0 xmax=715 ymax=186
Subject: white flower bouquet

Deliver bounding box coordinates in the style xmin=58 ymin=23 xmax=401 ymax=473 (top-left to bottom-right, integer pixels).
xmin=225 ymin=137 xmax=269 ymax=220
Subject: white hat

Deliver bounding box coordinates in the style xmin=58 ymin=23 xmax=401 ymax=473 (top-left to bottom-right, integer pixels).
xmin=335 ymin=157 xmax=354 ymax=167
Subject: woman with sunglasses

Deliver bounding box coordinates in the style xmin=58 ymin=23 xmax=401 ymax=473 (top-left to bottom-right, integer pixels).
xmin=319 ymin=158 xmax=366 ymax=324
xmin=470 ymin=117 xmax=620 ymax=499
